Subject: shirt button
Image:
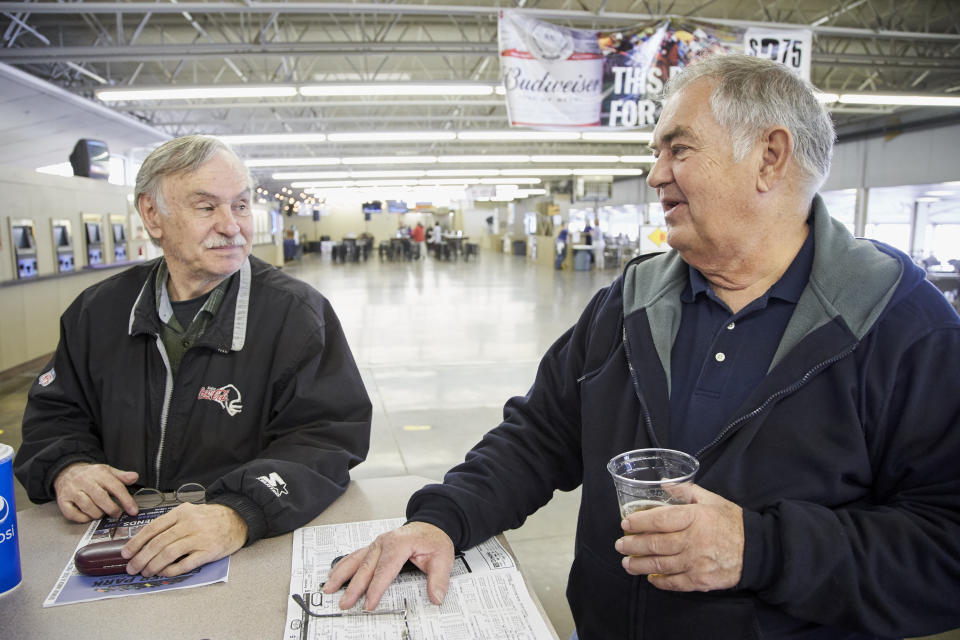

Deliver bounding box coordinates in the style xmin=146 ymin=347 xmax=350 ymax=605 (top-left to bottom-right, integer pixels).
xmin=182 ymin=340 xmax=190 ymax=348
xmin=715 ymin=352 xmax=726 ymax=362
xmin=727 ymin=322 xmax=736 ymax=330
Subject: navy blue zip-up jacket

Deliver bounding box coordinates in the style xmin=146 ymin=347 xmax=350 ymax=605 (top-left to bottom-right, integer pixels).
xmin=408 ymin=197 xmax=960 ymax=639
xmin=15 ymin=256 xmax=371 ymax=545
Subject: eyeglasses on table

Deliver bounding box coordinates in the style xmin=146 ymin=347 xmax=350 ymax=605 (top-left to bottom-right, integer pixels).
xmin=133 ymin=482 xmax=206 ymax=508
xmin=291 ymin=591 xmax=411 ymax=639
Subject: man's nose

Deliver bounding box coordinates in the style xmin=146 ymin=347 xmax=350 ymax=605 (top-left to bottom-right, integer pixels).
xmin=646 ymin=155 xmax=670 ymax=190
xmin=213 ymin=204 xmax=241 ymax=233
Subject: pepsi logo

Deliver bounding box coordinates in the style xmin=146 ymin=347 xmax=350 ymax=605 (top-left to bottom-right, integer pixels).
xmin=0 ymin=496 xmax=9 ymax=524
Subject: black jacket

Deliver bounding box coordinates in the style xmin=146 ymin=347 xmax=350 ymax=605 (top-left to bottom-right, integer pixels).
xmin=408 ymin=198 xmax=960 ymax=639
xmin=15 ymin=256 xmax=371 ymax=544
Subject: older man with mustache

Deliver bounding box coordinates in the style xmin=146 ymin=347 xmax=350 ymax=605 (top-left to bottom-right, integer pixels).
xmin=15 ymin=135 xmax=371 ymax=579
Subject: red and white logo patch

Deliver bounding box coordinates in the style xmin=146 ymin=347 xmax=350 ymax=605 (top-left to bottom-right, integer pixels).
xmin=38 ymin=368 xmax=56 ymax=387
xmin=197 ymin=383 xmax=243 ymax=416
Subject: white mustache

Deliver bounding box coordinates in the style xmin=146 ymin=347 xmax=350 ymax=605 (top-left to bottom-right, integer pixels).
xmin=205 ymin=235 xmax=247 ymax=249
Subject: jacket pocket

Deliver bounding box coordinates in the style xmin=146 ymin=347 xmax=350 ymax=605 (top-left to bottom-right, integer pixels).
xmin=642 ymin=586 xmax=762 ymax=640
xmin=567 ymin=542 xmax=639 ymax=639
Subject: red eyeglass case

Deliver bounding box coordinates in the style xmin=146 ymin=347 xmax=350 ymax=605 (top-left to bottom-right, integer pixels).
xmin=74 ymin=539 xmax=130 ymax=576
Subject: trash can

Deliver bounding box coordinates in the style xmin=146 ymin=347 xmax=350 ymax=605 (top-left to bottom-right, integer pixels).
xmin=574 ymin=249 xmax=592 ymax=271
xmin=512 ymin=240 xmax=526 ymax=256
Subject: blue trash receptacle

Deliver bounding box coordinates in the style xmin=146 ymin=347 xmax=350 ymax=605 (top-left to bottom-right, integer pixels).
xmin=574 ymin=249 xmax=592 ymax=271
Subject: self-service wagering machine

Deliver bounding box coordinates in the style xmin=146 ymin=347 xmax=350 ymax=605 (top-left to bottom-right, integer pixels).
xmin=51 ymin=219 xmax=75 ymax=273
xmin=8 ymin=218 xmax=39 ymax=279
xmin=82 ymin=213 xmax=105 ymax=266
xmin=110 ymin=215 xmax=127 ymax=262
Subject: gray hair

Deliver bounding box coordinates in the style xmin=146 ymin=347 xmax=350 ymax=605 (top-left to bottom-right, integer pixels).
xmin=134 ymin=135 xmax=251 ymax=216
xmin=662 ymin=53 xmax=835 ymax=191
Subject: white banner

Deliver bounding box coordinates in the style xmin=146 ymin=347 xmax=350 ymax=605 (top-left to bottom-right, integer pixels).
xmin=743 ymin=28 xmax=813 ymax=81
xmin=498 ymin=12 xmax=814 ymax=129
xmin=498 ymin=9 xmax=605 ymax=127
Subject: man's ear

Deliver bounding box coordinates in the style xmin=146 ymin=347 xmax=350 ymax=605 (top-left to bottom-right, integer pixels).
xmin=138 ymin=194 xmax=164 ymax=243
xmin=756 ymin=126 xmax=793 ymax=193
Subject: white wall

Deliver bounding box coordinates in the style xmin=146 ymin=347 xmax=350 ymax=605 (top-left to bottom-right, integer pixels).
xmin=823 ymin=122 xmax=960 ymax=191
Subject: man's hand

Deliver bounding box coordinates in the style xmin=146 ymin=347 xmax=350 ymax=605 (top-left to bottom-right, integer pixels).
xmin=121 ymin=503 xmax=247 ymax=578
xmin=322 ymin=521 xmax=455 ymax=611
xmin=53 ymin=462 xmax=139 ymax=522
xmin=615 ymin=484 xmax=744 ymax=592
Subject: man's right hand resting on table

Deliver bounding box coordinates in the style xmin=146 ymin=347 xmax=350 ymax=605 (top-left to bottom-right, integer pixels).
xmin=322 ymin=521 xmax=455 ymax=611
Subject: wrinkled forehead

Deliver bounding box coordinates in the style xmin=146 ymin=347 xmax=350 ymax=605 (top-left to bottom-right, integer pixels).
xmin=163 ymin=150 xmax=252 ymax=198
xmin=652 ymin=79 xmax=721 ymax=145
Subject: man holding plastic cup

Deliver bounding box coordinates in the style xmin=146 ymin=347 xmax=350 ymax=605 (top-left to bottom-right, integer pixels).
xmin=323 ymin=54 xmax=960 ymax=639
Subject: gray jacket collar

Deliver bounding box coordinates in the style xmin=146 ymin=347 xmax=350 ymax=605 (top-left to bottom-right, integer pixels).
xmin=128 ymin=257 xmax=251 ymax=352
xmin=623 ymin=195 xmax=903 ymax=386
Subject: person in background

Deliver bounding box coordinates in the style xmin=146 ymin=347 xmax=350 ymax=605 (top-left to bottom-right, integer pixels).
xmin=411 ymin=222 xmax=426 ymax=260
xmin=431 ymin=221 xmax=444 ymax=259
xmin=555 ymin=223 xmax=569 ymax=270
xmin=15 ymin=135 xmax=372 ymax=580
xmin=321 ymin=54 xmax=960 ymax=639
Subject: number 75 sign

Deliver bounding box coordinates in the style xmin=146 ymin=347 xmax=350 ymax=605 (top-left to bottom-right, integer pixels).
xmin=744 ymin=29 xmax=813 ymax=82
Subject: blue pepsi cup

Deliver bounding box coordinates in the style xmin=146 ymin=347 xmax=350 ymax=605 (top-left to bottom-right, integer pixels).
xmin=0 ymin=443 xmax=22 ymax=596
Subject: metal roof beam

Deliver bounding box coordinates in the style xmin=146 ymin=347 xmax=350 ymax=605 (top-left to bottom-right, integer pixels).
xmin=0 ymin=41 xmax=496 ymax=63
xmin=0 ymin=3 xmax=957 ymax=42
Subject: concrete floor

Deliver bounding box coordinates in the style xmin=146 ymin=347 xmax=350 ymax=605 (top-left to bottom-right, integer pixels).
xmin=2 ymin=249 xmax=958 ymax=640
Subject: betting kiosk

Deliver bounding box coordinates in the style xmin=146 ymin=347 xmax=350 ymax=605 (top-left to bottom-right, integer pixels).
xmin=110 ymin=215 xmax=127 ymax=262
xmin=82 ymin=214 xmax=105 ymax=266
xmin=8 ymin=218 xmax=38 ymax=279
xmin=50 ymin=219 xmax=75 ymax=273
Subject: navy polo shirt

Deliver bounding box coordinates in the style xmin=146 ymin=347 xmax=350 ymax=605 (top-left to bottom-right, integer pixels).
xmin=669 ymin=226 xmax=814 ymax=455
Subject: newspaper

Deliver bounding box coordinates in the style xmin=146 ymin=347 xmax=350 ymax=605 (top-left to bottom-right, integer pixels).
xmin=283 ymin=517 xmax=556 ymax=640
xmin=43 ymin=505 xmax=229 ymax=607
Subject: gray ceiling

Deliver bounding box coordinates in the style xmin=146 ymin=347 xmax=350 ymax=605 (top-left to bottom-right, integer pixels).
xmin=1 ymin=0 xmax=959 ymax=192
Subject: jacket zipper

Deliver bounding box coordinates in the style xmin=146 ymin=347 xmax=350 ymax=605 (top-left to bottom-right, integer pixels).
xmin=153 ymin=336 xmax=175 ymax=489
xmin=621 ymin=326 xmax=660 ymax=448
xmin=696 ymin=343 xmax=859 ymax=458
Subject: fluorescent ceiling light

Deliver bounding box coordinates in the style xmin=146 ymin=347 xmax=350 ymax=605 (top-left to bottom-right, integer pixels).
xmin=581 ymin=131 xmax=653 ymax=143
xmin=815 ymin=92 xmax=840 ymax=103
xmin=352 ymin=179 xmax=417 ymax=187
xmin=924 ymin=190 xmax=956 ymax=197
xmin=341 ymin=156 xmax=438 ymax=165
xmin=274 ymin=171 xmax=352 ymax=180
xmin=438 ymin=155 xmax=531 ymax=164
xmin=619 ymin=155 xmax=657 ymax=163
xmin=275 ymin=170 xmax=430 ymax=180
xmin=838 ymin=94 xmax=960 ymax=107
xmin=424 ymin=178 xmax=481 ymax=185
xmin=221 ymin=133 xmax=327 ymax=145
xmin=348 ymin=170 xmax=427 ymax=179
xmin=573 ymin=168 xmax=644 ymax=176
xmin=245 ymin=157 xmax=340 ymax=168
xmin=299 ymin=83 xmax=495 ymax=97
xmin=426 ymin=169 xmax=501 ymax=177
xmin=327 ymin=132 xmax=457 ymax=142
xmin=532 ymin=155 xmax=620 ymax=163
xmin=294 ymin=181 xmax=356 ymax=189
xmin=456 ymin=131 xmax=581 ymax=142
xmin=480 ymin=178 xmax=541 ymax=184
xmin=916 ymin=196 xmax=941 ymax=202
xmin=501 ymin=168 xmax=573 ymax=176
xmin=96 ymin=86 xmax=297 ymax=101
